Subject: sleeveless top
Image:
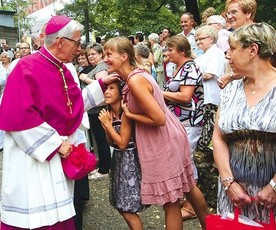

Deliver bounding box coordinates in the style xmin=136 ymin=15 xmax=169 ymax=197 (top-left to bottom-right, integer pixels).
xmin=122 ymin=68 xmax=196 ymax=205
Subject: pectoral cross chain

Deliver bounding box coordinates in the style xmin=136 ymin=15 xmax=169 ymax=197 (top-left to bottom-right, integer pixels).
xmin=59 ymin=68 xmax=73 ymax=115
xmin=38 ymin=51 xmax=73 ymax=115
xmin=67 ymin=98 xmax=72 ymax=114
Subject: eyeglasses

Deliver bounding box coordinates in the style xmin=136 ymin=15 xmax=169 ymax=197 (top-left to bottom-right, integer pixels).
xmin=195 ymin=36 xmax=210 ymax=42
xmin=208 ymin=23 xmax=219 ymax=26
xmin=226 ymin=9 xmax=239 ymax=17
xmin=20 ymin=47 xmax=30 ymax=50
xmin=62 ymin=37 xmax=81 ymax=47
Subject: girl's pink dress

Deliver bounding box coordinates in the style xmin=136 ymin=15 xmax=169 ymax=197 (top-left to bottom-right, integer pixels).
xmin=123 ymin=69 xmax=196 ymax=205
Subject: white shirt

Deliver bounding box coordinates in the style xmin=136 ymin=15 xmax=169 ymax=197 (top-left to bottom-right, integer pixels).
xmin=179 ymin=29 xmax=204 ymax=57
xmin=195 ymin=44 xmax=226 ymax=105
xmin=217 ymin=29 xmax=231 ymax=53
xmin=7 ymin=58 xmax=20 ymax=76
xmin=0 ymin=64 xmax=7 ymax=98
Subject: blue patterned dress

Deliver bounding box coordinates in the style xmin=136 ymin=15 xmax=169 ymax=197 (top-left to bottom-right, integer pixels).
xmin=109 ymin=116 xmax=147 ymax=212
xmin=217 ymin=79 xmax=276 ymax=223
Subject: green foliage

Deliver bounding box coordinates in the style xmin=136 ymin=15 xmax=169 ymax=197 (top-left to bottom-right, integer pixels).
xmin=255 ymin=0 xmax=276 ymax=28
xmin=2 ymin=0 xmax=275 ymax=43
xmin=198 ymin=0 xmax=225 ymax=15
xmin=59 ymin=0 xmax=186 ymax=40
xmin=0 ymin=0 xmax=32 ymax=36
xmin=59 ymin=0 xmax=276 ymax=42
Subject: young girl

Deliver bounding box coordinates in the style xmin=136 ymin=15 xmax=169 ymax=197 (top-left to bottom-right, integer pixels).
xmin=103 ymin=37 xmax=207 ymax=230
xmin=98 ymin=80 xmax=147 ymax=230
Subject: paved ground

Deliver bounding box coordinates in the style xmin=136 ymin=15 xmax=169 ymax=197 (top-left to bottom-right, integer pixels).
xmin=0 ymin=151 xmax=202 ymax=229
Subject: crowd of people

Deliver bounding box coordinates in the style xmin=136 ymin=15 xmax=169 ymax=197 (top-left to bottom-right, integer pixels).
xmin=0 ymin=0 xmax=275 ymax=229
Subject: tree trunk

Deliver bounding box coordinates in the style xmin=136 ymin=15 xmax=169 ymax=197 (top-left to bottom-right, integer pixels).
xmin=184 ymin=0 xmax=201 ymax=26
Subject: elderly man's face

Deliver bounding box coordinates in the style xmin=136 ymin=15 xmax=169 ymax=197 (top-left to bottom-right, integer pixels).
xmin=207 ymin=20 xmax=222 ymax=31
xmin=59 ymin=30 xmax=82 ymax=63
xmin=180 ymin=14 xmax=194 ymax=33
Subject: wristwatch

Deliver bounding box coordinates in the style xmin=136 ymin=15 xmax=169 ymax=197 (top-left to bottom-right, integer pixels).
xmin=269 ymin=179 xmax=276 ymax=192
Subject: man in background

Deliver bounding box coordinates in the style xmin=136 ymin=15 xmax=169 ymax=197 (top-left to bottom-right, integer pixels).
xmin=179 ymin=12 xmax=203 ymax=57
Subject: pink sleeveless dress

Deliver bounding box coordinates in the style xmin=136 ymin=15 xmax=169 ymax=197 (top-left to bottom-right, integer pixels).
xmin=122 ymin=69 xmax=196 ymax=205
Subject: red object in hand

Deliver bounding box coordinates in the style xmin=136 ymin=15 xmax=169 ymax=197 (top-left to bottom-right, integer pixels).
xmin=61 ymin=144 xmax=97 ymax=180
xmin=206 ymin=207 xmax=275 ymax=230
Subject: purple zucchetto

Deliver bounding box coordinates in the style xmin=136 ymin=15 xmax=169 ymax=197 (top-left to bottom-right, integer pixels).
xmin=45 ymin=15 xmax=72 ymax=35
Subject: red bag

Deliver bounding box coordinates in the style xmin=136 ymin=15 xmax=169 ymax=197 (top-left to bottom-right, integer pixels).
xmin=206 ymin=208 xmax=275 ymax=230
xmin=61 ymin=144 xmax=97 ymax=180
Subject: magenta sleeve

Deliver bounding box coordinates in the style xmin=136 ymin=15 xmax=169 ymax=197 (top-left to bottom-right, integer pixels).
xmin=98 ymin=78 xmax=106 ymax=92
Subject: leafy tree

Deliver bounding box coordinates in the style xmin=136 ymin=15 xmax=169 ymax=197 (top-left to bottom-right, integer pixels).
xmin=255 ymin=0 xmax=276 ymax=27
xmin=198 ymin=0 xmax=225 ymax=15
xmin=59 ymin=0 xmax=275 ymax=43
xmin=2 ymin=0 xmax=275 ymax=43
xmin=59 ymin=0 xmax=186 ymax=40
xmin=0 ymin=0 xmax=32 ymax=38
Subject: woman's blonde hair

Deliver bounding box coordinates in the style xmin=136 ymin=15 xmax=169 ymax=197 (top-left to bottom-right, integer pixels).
xmin=202 ymin=7 xmax=216 ymax=22
xmin=229 ymin=22 xmax=276 ymax=59
xmin=104 ymin=37 xmax=136 ymax=67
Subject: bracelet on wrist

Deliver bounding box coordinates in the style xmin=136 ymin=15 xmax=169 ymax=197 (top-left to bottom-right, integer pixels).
xmin=221 ymin=177 xmax=235 ymax=192
xmin=223 ymin=180 xmax=235 ymax=192
xmin=221 ymin=177 xmax=235 ymax=183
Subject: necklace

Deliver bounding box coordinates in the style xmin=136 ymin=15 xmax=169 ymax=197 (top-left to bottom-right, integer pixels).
xmin=38 ymin=51 xmax=73 ymax=114
xmin=248 ymin=87 xmax=260 ymax=95
xmin=248 ymin=85 xmax=262 ymax=95
xmin=243 ymin=77 xmax=262 ymax=95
